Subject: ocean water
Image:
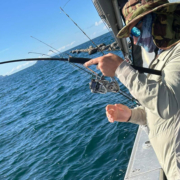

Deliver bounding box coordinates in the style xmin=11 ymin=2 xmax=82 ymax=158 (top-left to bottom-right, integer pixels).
xmin=0 ymin=32 xmax=138 ymax=180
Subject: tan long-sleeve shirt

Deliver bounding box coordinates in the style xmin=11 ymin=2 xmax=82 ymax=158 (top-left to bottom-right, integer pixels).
xmin=115 ymin=43 xmax=180 ymax=180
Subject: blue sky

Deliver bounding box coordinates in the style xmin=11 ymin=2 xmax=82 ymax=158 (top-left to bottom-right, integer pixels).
xmin=0 ymin=0 xmax=108 ymax=75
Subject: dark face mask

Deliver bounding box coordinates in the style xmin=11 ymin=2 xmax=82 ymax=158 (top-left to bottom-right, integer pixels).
xmin=136 ymin=13 xmax=157 ymax=53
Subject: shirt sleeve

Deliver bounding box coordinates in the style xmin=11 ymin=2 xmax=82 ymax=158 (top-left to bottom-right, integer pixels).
xmin=115 ymin=47 xmax=180 ymax=120
xmin=129 ymin=106 xmax=147 ymax=125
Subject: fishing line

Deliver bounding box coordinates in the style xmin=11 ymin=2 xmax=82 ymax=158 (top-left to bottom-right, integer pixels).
xmin=31 ymin=36 xmax=70 ymax=57
xmin=70 ymin=63 xmax=96 ymax=77
xmin=28 ymin=52 xmax=52 ymax=57
xmin=86 ymin=66 xmax=100 ymax=78
xmin=60 ymin=7 xmax=105 ymax=56
xmin=49 ymin=49 xmax=63 ymax=58
xmin=118 ymin=91 xmax=140 ymax=105
xmin=63 ymin=0 xmax=72 ymax=8
xmin=72 ymin=63 xmax=100 ymax=78
xmin=31 ymin=36 xmax=63 ymax=58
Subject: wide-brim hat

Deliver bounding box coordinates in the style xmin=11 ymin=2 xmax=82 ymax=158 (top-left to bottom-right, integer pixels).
xmin=117 ymin=0 xmax=180 ymax=49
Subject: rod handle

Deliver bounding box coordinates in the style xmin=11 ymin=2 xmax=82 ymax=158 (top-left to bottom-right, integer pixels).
xmin=68 ymin=57 xmax=91 ymax=64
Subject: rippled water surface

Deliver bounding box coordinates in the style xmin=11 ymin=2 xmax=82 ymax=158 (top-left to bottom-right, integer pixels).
xmin=0 ymin=32 xmax=138 ymax=180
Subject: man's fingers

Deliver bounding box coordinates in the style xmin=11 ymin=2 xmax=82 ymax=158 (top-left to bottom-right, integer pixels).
xmin=106 ymin=111 xmax=110 ymax=118
xmin=106 ymin=111 xmax=114 ymax=123
xmin=115 ymin=104 xmax=122 ymax=107
xmin=106 ymin=104 xmax=115 ymax=111
xmin=108 ymin=109 xmax=114 ymax=116
xmin=84 ymin=58 xmax=99 ymax=67
xmin=115 ymin=104 xmax=124 ymax=111
xmin=106 ymin=110 xmax=114 ymax=118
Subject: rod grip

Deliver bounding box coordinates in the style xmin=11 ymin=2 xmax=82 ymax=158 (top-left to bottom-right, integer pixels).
xmin=68 ymin=57 xmax=91 ymax=64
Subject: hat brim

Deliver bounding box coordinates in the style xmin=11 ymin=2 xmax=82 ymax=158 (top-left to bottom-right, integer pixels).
xmin=117 ymin=2 xmax=180 ymax=39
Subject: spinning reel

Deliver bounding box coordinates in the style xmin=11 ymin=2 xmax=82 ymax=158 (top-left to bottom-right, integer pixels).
xmin=89 ymin=76 xmax=120 ymax=94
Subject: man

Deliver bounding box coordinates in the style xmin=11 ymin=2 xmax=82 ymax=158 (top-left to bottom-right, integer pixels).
xmin=84 ymin=0 xmax=180 ymax=179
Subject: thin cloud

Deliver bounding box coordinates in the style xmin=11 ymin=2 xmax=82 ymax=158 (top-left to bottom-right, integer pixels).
xmin=91 ymin=27 xmax=109 ymax=38
xmin=95 ymin=20 xmax=103 ymax=26
xmin=87 ymin=20 xmax=103 ymax=29
xmin=7 ymin=61 xmax=34 ymax=75
xmin=91 ymin=32 xmax=97 ymax=38
xmin=0 ymin=48 xmax=9 ymax=54
xmin=103 ymin=25 xmax=107 ymax=30
xmin=87 ymin=24 xmax=95 ymax=29
xmin=92 ymin=32 xmax=97 ymax=37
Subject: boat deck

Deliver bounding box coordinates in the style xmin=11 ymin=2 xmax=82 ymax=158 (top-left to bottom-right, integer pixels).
xmin=124 ymin=125 xmax=163 ymax=180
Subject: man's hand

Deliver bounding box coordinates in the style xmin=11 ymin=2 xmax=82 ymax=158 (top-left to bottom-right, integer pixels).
xmin=106 ymin=104 xmax=131 ymax=123
xmin=84 ymin=53 xmax=123 ymax=77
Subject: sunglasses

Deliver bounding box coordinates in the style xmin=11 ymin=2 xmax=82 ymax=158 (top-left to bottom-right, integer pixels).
xmin=130 ymin=20 xmax=143 ymax=37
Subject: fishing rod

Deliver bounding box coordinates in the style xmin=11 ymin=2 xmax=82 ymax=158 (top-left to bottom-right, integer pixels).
xmin=0 ymin=57 xmax=96 ymax=65
xmin=60 ymin=7 xmax=105 ymax=56
xmin=0 ymin=57 xmax=161 ymax=75
xmin=0 ymin=58 xmax=68 ymax=65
